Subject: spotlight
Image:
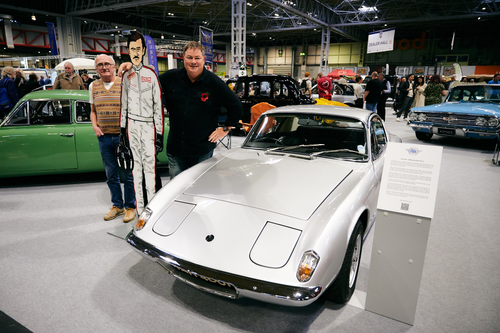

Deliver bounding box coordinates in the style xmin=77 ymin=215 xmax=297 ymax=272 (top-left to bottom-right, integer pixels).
xmin=161 ymin=34 xmax=164 ymax=39
xmin=31 ymin=14 xmax=36 ymax=21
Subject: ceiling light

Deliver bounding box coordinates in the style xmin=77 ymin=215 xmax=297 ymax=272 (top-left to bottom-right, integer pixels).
xmin=31 ymin=14 xmax=36 ymax=21
xmin=478 ymin=17 xmax=481 ymax=20
xmin=247 ymin=2 xmax=253 ymax=6
xmin=482 ymin=7 xmax=486 ymax=10
xmin=161 ymin=34 xmax=164 ymax=39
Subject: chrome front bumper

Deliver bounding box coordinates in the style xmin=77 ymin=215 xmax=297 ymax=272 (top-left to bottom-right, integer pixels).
xmin=409 ymin=123 xmax=499 ymax=138
xmin=126 ymin=232 xmax=322 ymax=306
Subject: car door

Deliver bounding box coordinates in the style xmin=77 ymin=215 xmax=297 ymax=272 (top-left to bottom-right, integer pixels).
xmin=0 ymin=98 xmax=77 ymax=176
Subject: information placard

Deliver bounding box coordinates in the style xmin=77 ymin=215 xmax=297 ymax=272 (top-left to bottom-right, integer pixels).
xmin=377 ymin=142 xmax=443 ymax=218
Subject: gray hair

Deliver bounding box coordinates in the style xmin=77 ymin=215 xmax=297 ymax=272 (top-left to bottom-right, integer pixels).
xmin=94 ymin=54 xmax=115 ymax=67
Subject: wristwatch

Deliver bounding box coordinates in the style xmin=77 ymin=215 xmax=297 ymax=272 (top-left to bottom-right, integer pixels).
xmin=222 ymin=126 xmax=230 ymax=132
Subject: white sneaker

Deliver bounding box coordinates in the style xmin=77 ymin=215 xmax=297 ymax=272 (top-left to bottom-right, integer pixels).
xmin=396 ymin=117 xmax=401 ymax=122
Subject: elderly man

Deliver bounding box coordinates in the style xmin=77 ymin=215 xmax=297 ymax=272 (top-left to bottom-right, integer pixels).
xmin=119 ymin=40 xmax=242 ymax=180
xmin=53 ymin=61 xmax=85 ymax=90
xmin=90 ymin=54 xmax=136 ymax=222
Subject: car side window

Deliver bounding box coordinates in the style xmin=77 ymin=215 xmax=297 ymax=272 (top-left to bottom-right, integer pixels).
xmin=273 ymin=82 xmax=289 ymax=98
xmin=75 ymin=101 xmax=92 ymax=123
xmin=29 ymin=100 xmax=71 ymax=125
xmin=370 ymin=116 xmax=387 ymax=159
xmin=235 ymin=82 xmax=246 ymax=97
xmin=5 ymin=101 xmax=29 ymax=125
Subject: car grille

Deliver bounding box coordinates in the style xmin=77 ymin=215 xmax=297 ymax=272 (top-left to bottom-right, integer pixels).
xmin=423 ymin=113 xmax=479 ymax=126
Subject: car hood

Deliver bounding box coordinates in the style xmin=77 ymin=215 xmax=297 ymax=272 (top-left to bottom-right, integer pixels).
xmin=183 ymin=150 xmax=353 ymax=220
xmin=412 ymin=101 xmax=500 ymax=116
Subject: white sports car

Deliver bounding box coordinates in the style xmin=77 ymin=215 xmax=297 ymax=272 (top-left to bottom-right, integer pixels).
xmin=127 ymin=105 xmax=401 ymax=306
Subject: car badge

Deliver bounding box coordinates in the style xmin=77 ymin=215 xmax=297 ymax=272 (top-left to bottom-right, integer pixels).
xmin=206 ymin=234 xmax=215 ymax=242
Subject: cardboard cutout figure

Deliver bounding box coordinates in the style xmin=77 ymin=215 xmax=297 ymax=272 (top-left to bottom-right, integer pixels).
xmin=121 ymin=32 xmax=163 ymax=214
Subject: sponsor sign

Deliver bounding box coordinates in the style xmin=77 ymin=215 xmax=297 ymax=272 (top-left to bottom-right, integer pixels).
xmin=367 ymin=28 xmax=395 ymax=54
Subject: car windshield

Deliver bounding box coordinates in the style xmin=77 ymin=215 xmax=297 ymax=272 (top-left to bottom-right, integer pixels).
xmin=447 ymin=85 xmax=500 ymax=103
xmin=242 ymin=113 xmax=368 ymax=161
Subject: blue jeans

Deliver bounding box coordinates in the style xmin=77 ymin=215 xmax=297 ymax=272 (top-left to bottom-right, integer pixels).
xmin=365 ymin=102 xmax=378 ymax=112
xmin=98 ymin=135 xmax=136 ymax=209
xmin=167 ymin=150 xmax=214 ymax=179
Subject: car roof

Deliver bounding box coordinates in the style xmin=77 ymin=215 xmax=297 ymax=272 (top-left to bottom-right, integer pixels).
xmin=263 ymin=104 xmax=374 ymax=122
xmin=20 ymin=89 xmax=90 ymax=103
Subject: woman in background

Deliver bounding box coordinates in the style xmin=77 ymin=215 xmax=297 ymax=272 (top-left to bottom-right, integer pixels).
xmin=412 ymin=76 xmax=427 ymax=108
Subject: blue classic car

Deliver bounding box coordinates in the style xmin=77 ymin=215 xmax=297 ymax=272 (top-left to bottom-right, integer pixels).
xmin=408 ymin=84 xmax=500 ymax=141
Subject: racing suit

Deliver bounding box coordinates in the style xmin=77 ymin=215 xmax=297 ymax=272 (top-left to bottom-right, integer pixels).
xmin=121 ymin=63 xmax=163 ymax=213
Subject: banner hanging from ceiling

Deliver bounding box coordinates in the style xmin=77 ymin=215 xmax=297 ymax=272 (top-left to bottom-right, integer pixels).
xmin=144 ymin=35 xmax=158 ymax=75
xmin=367 ymin=28 xmax=395 ymax=54
xmin=199 ymin=26 xmax=213 ymax=64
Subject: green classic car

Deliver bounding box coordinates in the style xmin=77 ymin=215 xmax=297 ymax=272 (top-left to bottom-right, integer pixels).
xmin=0 ymin=90 xmax=169 ymax=178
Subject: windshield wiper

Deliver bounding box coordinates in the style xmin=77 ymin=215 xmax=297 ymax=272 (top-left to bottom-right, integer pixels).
xmin=310 ymin=149 xmax=368 ymax=159
xmin=265 ymin=143 xmax=325 ymax=153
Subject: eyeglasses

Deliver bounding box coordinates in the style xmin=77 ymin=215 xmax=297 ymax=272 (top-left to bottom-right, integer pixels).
xmin=96 ymin=62 xmax=114 ymax=69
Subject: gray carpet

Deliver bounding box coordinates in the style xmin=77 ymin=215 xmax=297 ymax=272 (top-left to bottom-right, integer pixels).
xmin=1 ymin=112 xmax=499 ymax=333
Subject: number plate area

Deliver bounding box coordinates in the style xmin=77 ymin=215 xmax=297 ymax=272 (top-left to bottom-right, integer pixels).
xmin=438 ymin=128 xmax=456 ymax=135
xmin=156 ymin=261 xmax=238 ymax=299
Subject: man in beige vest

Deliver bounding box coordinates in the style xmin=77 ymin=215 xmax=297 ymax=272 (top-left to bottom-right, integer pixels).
xmin=90 ymin=54 xmax=136 ymax=222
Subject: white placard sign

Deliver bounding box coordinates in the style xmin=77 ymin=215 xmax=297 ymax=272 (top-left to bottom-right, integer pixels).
xmin=377 ymin=142 xmax=443 ymax=218
xmin=367 ymin=28 xmax=395 ymax=54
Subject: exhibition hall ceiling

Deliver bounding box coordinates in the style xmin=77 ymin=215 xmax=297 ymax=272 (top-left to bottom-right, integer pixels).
xmin=2 ymin=0 xmax=499 ymax=48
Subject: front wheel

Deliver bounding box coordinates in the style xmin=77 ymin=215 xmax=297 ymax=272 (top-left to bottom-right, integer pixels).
xmin=416 ymin=131 xmax=433 ymax=141
xmin=324 ymin=220 xmax=364 ymax=304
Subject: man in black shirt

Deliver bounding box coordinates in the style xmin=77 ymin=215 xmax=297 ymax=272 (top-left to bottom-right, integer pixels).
xmin=120 ymin=41 xmax=242 ymax=179
xmin=363 ymin=72 xmax=381 ymax=111
xmin=160 ymin=41 xmax=242 ymax=178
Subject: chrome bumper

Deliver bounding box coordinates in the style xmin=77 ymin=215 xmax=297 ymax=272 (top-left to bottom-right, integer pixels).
xmin=126 ymin=232 xmax=322 ymax=306
xmin=409 ymin=123 xmax=499 ymax=138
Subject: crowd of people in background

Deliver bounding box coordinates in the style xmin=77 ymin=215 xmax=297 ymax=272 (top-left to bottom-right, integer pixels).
xmin=297 ymin=70 xmax=500 ymax=123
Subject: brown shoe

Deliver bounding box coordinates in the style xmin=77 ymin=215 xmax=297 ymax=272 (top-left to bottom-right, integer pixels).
xmin=104 ymin=206 xmax=125 ymax=220
xmin=123 ymin=208 xmax=136 ymax=223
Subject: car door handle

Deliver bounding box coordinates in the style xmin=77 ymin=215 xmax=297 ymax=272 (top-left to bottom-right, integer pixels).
xmin=61 ymin=133 xmax=74 ymax=137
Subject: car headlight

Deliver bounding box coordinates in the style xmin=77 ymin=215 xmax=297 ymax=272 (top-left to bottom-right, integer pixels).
xmin=476 ymin=117 xmax=487 ymax=126
xmin=297 ymin=250 xmax=320 ymax=282
xmin=418 ymin=113 xmax=428 ymax=122
xmin=488 ymin=117 xmax=499 ymax=127
xmin=408 ymin=112 xmax=418 ymax=121
xmin=135 ymin=207 xmax=152 ymax=231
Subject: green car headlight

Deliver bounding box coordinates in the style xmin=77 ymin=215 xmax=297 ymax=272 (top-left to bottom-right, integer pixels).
xmin=297 ymin=250 xmax=320 ymax=282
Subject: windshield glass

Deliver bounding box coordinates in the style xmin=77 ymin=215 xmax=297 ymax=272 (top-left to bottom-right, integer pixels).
xmin=447 ymin=85 xmax=500 ymax=103
xmin=242 ymin=113 xmax=368 ymax=161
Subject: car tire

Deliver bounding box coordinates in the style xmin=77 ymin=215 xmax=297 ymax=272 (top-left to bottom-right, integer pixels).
xmin=325 ymin=220 xmax=364 ymax=304
xmin=415 ymin=131 xmax=433 ymax=141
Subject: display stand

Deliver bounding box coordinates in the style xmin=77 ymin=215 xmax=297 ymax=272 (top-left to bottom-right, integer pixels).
xmin=365 ymin=211 xmax=431 ymax=325
xmin=364 ymin=142 xmax=443 ymax=325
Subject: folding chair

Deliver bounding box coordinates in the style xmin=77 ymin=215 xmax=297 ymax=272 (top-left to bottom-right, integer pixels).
xmin=217 ymin=115 xmax=231 ymax=149
xmin=240 ymin=102 xmax=276 ymax=134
